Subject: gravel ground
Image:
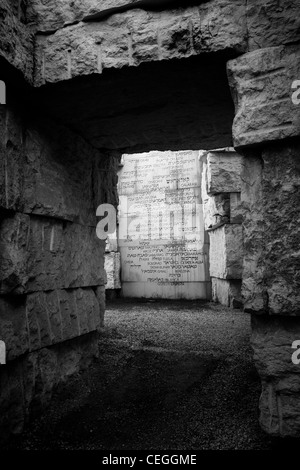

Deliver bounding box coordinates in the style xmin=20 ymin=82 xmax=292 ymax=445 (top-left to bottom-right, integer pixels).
xmin=3 ymin=299 xmax=276 ymax=450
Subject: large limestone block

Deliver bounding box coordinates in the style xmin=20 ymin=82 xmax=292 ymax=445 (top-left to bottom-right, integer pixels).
xmin=0 ymin=213 xmax=105 ymax=294
xmin=201 ymin=157 xmax=230 ymax=230
xmin=0 ymin=297 xmax=28 ymax=362
xmin=202 ymin=193 xmax=230 ymax=230
xmin=229 ymin=193 xmax=243 ymax=224
xmin=27 ymin=0 xmax=142 ymax=31
xmin=0 ymin=108 xmax=105 ymax=225
xmin=209 ymin=224 xmax=243 ymax=279
xmin=26 ymin=288 xmax=102 ymax=352
xmin=105 ymin=252 xmax=121 ymax=290
xmin=0 ymin=287 xmax=103 ymax=362
xmin=211 ymin=278 xmax=242 ymax=309
xmin=26 ymin=0 xmax=300 ymax=50
xmin=251 ymin=315 xmax=300 ymax=438
xmin=206 ymin=149 xmax=243 ymax=194
xmin=201 ymin=150 xmax=244 ymax=228
xmin=227 ymin=44 xmax=300 ymax=148
xmin=246 ymin=0 xmax=300 ymax=51
xmin=33 ymin=0 xmax=247 ymax=86
xmin=240 ymin=153 xmax=265 ymax=313
xmin=0 ymin=332 xmax=98 ymax=435
xmin=0 ymin=0 xmax=34 ymax=82
xmin=242 ymin=142 xmax=300 ymax=315
xmin=0 ymin=109 xmax=24 ymax=212
xmin=0 ymin=213 xmax=29 ymax=295
xmin=118 ymin=150 xmax=200 ymax=196
xmin=22 ymin=119 xmax=100 ymax=225
xmin=26 ymin=217 xmax=106 ymax=293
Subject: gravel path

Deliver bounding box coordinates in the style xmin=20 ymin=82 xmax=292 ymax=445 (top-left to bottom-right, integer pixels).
xmin=3 ymin=299 xmax=275 ymax=450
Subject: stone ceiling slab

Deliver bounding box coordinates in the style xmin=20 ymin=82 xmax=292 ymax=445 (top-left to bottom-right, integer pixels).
xmin=33 ymin=0 xmax=247 ymax=86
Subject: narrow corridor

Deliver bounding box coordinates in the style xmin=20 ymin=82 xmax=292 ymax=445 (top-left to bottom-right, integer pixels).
xmin=4 ymin=300 xmax=273 ymax=450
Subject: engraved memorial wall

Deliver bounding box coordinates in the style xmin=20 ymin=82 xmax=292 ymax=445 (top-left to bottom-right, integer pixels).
xmin=118 ymin=151 xmax=211 ymax=299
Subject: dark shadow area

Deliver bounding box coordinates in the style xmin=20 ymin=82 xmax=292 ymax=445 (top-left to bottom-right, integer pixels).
xmin=2 ymin=300 xmax=275 ymax=450
xmin=27 ymin=51 xmax=237 ymax=153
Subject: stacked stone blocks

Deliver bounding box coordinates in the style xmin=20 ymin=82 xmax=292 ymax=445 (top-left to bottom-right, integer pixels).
xmin=227 ymin=44 xmax=300 ymax=437
xmin=201 ymin=148 xmax=244 ymax=308
xmin=0 ymin=107 xmax=107 ymax=433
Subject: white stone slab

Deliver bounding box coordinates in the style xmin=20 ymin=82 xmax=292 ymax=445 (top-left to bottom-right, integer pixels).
xmin=211 ymin=277 xmax=242 ymax=308
xmin=117 ymin=150 xmax=210 ymax=299
xmin=104 ymin=252 xmax=121 ymax=289
xmin=209 ymin=224 xmax=243 ymax=279
xmin=122 ymin=281 xmax=211 ymax=300
xmin=206 ymin=150 xmax=243 ymax=195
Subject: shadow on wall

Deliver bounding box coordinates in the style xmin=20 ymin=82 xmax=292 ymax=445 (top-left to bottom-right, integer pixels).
xmin=27 ymin=51 xmax=237 ymax=153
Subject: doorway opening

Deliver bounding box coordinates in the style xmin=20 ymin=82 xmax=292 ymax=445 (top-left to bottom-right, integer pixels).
xmin=105 ymin=146 xmax=243 ymax=308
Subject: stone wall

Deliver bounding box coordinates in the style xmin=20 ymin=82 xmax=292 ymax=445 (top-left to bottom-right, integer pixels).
xmin=0 ymin=105 xmax=113 ymax=434
xmin=251 ymin=315 xmax=300 ymax=437
xmin=235 ymin=144 xmax=300 ymax=436
xmin=104 ymin=251 xmax=121 ymax=291
xmin=0 ymin=331 xmax=99 ymax=435
xmin=33 ymin=0 xmax=247 ymax=86
xmin=201 ymin=148 xmax=244 ymax=309
xmin=228 ymin=44 xmax=300 ymax=437
xmin=1 ymin=0 xmax=300 ymax=441
xmin=0 ymin=0 xmax=34 ymax=82
xmin=104 ymin=229 xmax=121 ymax=293
xmin=28 ymin=0 xmax=300 ymax=89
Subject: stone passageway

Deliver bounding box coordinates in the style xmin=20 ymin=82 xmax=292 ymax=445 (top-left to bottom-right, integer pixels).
xmin=3 ymin=300 xmax=274 ymax=450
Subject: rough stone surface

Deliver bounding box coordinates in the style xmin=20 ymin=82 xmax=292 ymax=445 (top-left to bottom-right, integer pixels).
xmin=0 ymin=213 xmax=29 ymax=295
xmin=241 ymin=142 xmax=300 ymax=316
xmin=0 ymin=332 xmax=99 ymax=435
xmin=227 ymin=44 xmax=300 ymax=148
xmin=230 ymin=193 xmax=243 ymax=224
xmin=0 ymin=0 xmax=34 ymax=82
xmin=24 ymin=0 xmax=300 ymax=55
xmin=246 ymin=0 xmax=300 ymax=51
xmin=0 ymin=108 xmax=25 ymax=212
xmin=206 ymin=149 xmax=243 ymax=195
xmin=211 ymin=278 xmax=242 ymax=309
xmin=201 ymin=149 xmax=244 ymax=229
xmin=94 ymin=285 xmax=106 ymax=328
xmin=202 ymin=192 xmax=230 ymax=230
xmin=0 ymin=296 xmax=28 ymax=362
xmin=209 ymin=224 xmax=243 ymax=280
xmin=4 ymin=0 xmax=299 ymax=88
xmin=240 ymin=153 xmax=265 ymax=314
xmin=0 ymin=107 xmax=108 ymax=225
xmin=105 ymin=252 xmax=121 ymax=290
xmin=26 ymin=288 xmax=103 ymax=351
xmin=251 ymin=315 xmax=300 ymax=437
xmin=1 ymin=0 xmax=300 ymax=444
xmin=105 ymin=231 xmax=118 ymax=252
xmin=33 ymin=0 xmax=247 ymax=86
xmin=0 ymin=103 xmax=114 ymax=435
xmin=0 ymin=212 xmax=105 ymax=295
xmin=0 ymin=287 xmax=103 ymax=362
xmin=27 ymin=0 xmax=145 ymax=31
